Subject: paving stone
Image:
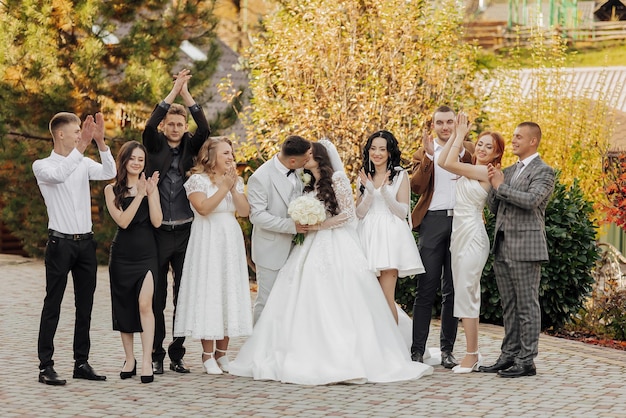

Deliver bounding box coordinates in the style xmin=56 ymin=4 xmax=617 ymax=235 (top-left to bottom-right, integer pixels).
xmin=1 ymin=254 xmax=625 ymax=417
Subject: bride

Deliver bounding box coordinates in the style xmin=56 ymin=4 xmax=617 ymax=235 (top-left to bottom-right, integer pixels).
xmin=229 ymin=140 xmax=433 ymax=385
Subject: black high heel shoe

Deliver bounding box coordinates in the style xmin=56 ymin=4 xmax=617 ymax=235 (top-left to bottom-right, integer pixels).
xmin=120 ymin=360 xmax=137 ymax=379
xmin=140 ymin=375 xmax=154 ymax=384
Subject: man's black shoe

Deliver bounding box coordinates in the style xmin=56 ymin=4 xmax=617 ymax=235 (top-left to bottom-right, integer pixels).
xmin=152 ymin=360 xmax=164 ymax=375
xmin=478 ymin=357 xmax=515 ymax=373
xmin=411 ymin=352 xmax=424 ymax=363
xmin=170 ymin=359 xmax=190 ymax=373
xmin=498 ymin=363 xmax=537 ymax=378
xmin=39 ymin=366 xmax=66 ymax=385
xmin=73 ymin=362 xmax=106 ymax=381
xmin=441 ymin=351 xmax=458 ymax=369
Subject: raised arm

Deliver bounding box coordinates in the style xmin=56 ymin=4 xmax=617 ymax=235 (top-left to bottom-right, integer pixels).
xmin=438 ymin=113 xmax=488 ymax=183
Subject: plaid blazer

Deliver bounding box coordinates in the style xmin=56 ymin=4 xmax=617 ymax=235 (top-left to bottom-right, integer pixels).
xmin=487 ymin=156 xmax=555 ymax=262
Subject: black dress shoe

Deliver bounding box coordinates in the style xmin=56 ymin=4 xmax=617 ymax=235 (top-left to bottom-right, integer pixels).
xmin=498 ymin=363 xmax=536 ymax=378
xmin=170 ymin=359 xmax=190 ymax=373
xmin=411 ymin=352 xmax=424 ymax=363
xmin=152 ymin=360 xmax=164 ymax=375
xmin=140 ymin=374 xmax=154 ymax=383
xmin=39 ymin=366 xmax=66 ymax=385
xmin=441 ymin=351 xmax=458 ymax=369
xmin=478 ymin=357 xmax=515 ymax=373
xmin=73 ymin=362 xmax=107 ymax=381
xmin=120 ymin=359 xmax=137 ymax=379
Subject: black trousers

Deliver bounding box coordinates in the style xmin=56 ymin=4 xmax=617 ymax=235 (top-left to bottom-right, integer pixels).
xmin=152 ymin=227 xmax=190 ymax=362
xmin=38 ymin=236 xmax=97 ymax=369
xmin=411 ymin=212 xmax=458 ymax=355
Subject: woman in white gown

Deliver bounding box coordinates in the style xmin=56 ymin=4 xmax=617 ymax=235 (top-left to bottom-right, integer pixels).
xmin=437 ymin=113 xmax=505 ymax=373
xmin=355 ymin=130 xmax=425 ymax=323
xmin=174 ymin=137 xmax=253 ymax=375
xmin=229 ymin=140 xmax=433 ymax=385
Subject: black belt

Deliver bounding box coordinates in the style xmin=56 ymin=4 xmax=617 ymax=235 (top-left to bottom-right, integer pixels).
xmin=48 ymin=229 xmax=93 ymax=241
xmin=159 ymin=222 xmax=192 ymax=232
xmin=428 ymin=209 xmax=454 ymax=217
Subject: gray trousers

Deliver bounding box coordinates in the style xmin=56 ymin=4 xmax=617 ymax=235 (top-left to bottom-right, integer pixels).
xmin=253 ymin=266 xmax=279 ymax=325
xmin=493 ymin=238 xmax=542 ymax=365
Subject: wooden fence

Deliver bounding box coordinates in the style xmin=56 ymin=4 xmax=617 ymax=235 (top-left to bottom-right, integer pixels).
xmin=464 ymin=21 xmax=626 ymax=50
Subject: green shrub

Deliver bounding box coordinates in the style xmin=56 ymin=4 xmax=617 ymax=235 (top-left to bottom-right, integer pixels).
xmin=398 ymin=173 xmax=599 ymax=331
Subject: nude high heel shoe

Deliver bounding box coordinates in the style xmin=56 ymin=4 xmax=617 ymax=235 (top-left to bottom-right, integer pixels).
xmin=203 ymin=351 xmax=223 ymax=375
xmin=215 ymin=348 xmax=230 ymax=373
xmin=452 ymin=351 xmax=482 ymax=374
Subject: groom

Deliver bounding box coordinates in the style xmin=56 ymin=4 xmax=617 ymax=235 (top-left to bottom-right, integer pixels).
xmin=247 ymin=135 xmax=312 ymax=324
xmin=480 ymin=122 xmax=555 ymax=378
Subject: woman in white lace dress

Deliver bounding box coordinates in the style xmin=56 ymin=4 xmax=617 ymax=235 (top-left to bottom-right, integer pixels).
xmin=356 ymin=130 xmax=424 ymax=323
xmin=229 ymin=140 xmax=433 ymax=385
xmin=173 ymin=137 xmax=252 ymax=375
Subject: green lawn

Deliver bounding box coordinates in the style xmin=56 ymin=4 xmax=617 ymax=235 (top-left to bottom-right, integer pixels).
xmin=477 ymin=41 xmax=626 ymax=68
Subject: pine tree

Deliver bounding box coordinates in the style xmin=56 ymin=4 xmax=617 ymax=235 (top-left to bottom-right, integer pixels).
xmin=0 ymin=0 xmax=220 ymax=259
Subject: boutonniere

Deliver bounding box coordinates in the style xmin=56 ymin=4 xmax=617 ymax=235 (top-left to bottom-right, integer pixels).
xmin=300 ymin=171 xmax=312 ymax=186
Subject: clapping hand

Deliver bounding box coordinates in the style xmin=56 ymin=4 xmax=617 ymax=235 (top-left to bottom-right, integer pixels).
xmin=422 ymin=128 xmax=435 ymax=156
xmin=487 ymin=163 xmax=503 ymax=190
xmin=358 ymin=169 xmax=375 ymax=193
xmin=77 ymin=115 xmax=96 ymax=153
xmin=455 ymin=112 xmax=470 ymax=140
xmin=223 ymin=164 xmax=238 ymax=190
xmin=172 ymin=68 xmax=192 ymax=96
xmin=146 ymin=171 xmax=160 ymax=196
xmin=136 ymin=173 xmax=148 ymax=197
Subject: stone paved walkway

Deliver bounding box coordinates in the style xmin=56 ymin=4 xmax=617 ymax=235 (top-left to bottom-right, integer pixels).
xmin=1 ymin=254 xmax=624 ymax=417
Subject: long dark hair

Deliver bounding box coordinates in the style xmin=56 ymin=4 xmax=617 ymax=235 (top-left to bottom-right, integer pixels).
xmin=112 ymin=141 xmax=146 ymax=209
xmin=361 ymin=130 xmax=402 ymax=192
xmin=304 ymin=142 xmax=339 ymax=216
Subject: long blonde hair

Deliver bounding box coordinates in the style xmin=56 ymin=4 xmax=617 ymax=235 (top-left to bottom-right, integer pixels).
xmin=188 ymin=137 xmax=233 ymax=182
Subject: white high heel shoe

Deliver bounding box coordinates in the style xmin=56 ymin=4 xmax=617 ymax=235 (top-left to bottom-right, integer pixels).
xmin=202 ymin=351 xmax=223 ymax=375
xmin=452 ymin=352 xmax=482 ymax=374
xmin=215 ymin=348 xmax=230 ymax=373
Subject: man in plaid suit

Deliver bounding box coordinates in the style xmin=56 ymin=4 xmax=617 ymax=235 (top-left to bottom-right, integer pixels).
xmin=479 ymin=122 xmax=555 ymax=378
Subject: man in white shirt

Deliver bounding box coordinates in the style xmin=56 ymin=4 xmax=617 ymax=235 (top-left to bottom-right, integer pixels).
xmin=33 ymin=112 xmax=116 ymax=385
xmin=409 ymin=106 xmax=474 ymax=367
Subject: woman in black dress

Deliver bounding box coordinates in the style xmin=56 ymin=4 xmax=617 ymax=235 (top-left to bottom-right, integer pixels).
xmin=105 ymin=141 xmax=162 ymax=383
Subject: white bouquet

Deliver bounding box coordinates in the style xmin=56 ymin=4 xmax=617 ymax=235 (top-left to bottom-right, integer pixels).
xmin=288 ymin=195 xmax=326 ymax=244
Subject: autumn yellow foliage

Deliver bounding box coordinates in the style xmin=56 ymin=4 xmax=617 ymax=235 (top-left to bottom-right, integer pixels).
xmin=485 ymin=27 xmax=613 ymax=210
xmin=224 ymin=0 xmax=481 ymax=177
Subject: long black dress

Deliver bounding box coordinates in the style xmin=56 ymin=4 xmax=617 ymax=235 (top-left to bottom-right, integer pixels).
xmin=109 ymin=196 xmax=158 ymax=333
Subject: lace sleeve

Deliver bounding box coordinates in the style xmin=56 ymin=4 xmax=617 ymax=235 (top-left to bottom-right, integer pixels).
xmin=184 ymin=174 xmax=206 ymax=196
xmin=316 ymin=172 xmax=355 ymax=230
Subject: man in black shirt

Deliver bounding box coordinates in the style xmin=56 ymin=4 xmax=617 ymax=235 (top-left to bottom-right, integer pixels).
xmin=143 ymin=68 xmax=210 ymax=374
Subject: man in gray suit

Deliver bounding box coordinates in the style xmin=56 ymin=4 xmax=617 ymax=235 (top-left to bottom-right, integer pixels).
xmin=480 ymin=122 xmax=555 ymax=378
xmin=248 ymin=136 xmax=312 ymax=324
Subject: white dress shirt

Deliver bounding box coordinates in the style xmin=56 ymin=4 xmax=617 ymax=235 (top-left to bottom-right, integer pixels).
xmin=33 ymin=148 xmax=116 ymax=234
xmin=274 ymin=155 xmax=298 ymax=188
xmin=426 ymin=143 xmax=462 ymax=211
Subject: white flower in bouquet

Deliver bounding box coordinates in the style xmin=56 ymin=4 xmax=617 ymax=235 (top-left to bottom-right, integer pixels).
xmin=288 ymin=195 xmax=326 ymax=244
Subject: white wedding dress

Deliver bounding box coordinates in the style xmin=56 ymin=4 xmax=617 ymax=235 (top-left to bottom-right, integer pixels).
xmin=230 ymin=171 xmax=433 ymax=385
xmin=450 ymin=176 xmax=489 ymax=319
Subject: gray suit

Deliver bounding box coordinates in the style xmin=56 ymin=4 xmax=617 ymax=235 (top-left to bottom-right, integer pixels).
xmin=247 ymin=156 xmax=303 ymax=323
xmin=487 ymin=156 xmax=555 ymax=365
